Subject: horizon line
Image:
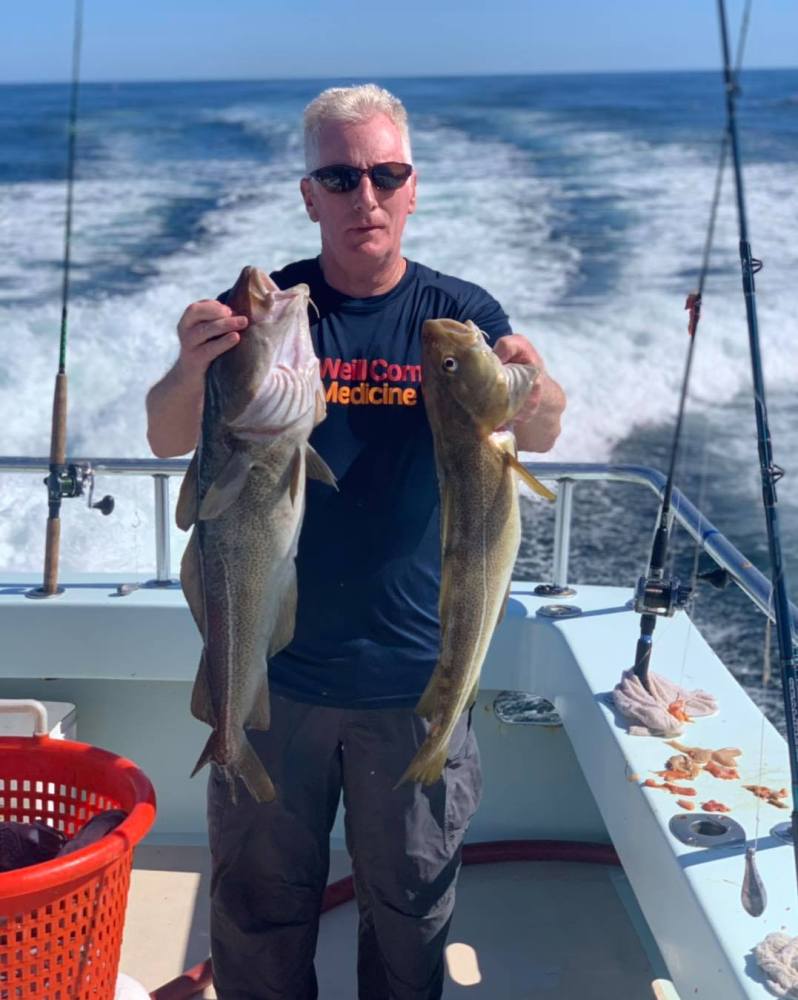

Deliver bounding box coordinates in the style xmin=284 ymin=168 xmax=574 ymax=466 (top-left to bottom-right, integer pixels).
xmin=2 ymin=64 xmax=797 ymax=87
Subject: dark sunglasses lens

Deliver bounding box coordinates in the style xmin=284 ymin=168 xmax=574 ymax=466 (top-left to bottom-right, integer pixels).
xmin=312 ymin=162 xmax=412 ymax=193
xmin=314 ymin=166 xmax=362 ymax=193
xmin=371 ymin=163 xmax=413 ymax=189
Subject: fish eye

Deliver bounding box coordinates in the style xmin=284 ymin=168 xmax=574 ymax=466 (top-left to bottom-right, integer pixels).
xmin=442 ymin=357 xmax=458 ymax=373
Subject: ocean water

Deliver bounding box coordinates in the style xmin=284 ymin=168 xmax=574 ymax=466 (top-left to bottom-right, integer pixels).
xmin=0 ymin=71 xmax=796 ymax=727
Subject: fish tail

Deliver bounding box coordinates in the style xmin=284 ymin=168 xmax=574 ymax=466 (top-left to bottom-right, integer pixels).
xmin=395 ymin=742 xmax=449 ymax=789
xmin=191 ymin=731 xmax=275 ymax=803
xmin=236 ymin=736 xmax=277 ymax=803
xmin=190 ymin=732 xmax=217 ymax=778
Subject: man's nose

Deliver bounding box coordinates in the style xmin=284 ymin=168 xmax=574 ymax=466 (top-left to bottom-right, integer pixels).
xmin=352 ymin=174 xmax=378 ymax=212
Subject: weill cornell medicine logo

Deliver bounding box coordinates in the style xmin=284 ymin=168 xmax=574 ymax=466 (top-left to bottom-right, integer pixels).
xmin=320 ymin=356 xmax=421 ymax=406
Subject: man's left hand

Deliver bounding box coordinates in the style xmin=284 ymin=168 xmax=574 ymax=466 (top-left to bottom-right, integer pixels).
xmin=494 ymin=333 xmax=566 ymax=453
xmin=494 ymin=334 xmax=545 ymax=421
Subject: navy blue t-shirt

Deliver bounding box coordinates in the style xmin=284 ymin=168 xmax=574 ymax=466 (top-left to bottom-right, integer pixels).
xmin=226 ymin=257 xmax=511 ymax=708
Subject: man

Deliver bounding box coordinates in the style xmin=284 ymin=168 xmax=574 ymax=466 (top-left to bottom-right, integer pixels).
xmin=146 ymin=84 xmax=565 ymax=1000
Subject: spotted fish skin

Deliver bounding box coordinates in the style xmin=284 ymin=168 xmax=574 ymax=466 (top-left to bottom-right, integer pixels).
xmin=397 ymin=318 xmax=539 ymax=787
xmin=742 ymin=846 xmax=767 ymax=917
xmin=176 ymin=266 xmax=334 ymax=803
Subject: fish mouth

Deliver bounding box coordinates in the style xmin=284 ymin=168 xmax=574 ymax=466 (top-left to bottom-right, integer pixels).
xmin=236 ymin=269 xmax=308 ymax=332
xmin=250 ymin=268 xmax=280 ymax=298
xmin=270 ymin=287 xmax=315 ymax=369
xmin=223 ymin=275 xmax=320 ymax=439
xmin=227 ymin=266 xmax=278 ymax=318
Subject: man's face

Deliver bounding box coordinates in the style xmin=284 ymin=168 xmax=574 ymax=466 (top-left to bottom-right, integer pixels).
xmin=300 ymin=113 xmax=417 ymax=273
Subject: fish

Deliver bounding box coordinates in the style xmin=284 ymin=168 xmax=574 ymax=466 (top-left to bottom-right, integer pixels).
xmin=176 ymin=266 xmax=335 ymax=803
xmin=741 ymin=846 xmax=767 ymax=917
xmin=398 ymin=317 xmax=555 ymax=787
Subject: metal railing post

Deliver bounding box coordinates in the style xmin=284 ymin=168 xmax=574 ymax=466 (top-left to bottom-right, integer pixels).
xmin=153 ymin=474 xmax=171 ymax=584
xmin=552 ymin=479 xmax=575 ymax=589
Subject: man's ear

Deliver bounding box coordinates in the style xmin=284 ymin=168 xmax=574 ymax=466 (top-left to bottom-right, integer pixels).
xmin=300 ymin=177 xmax=319 ymax=223
xmin=407 ymin=171 xmax=417 ymax=215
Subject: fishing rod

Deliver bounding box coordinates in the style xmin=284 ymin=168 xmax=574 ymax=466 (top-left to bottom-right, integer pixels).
xmin=716 ymin=0 xmax=798 ymax=879
xmin=28 ymin=0 xmax=113 ymax=600
xmin=631 ymin=2 xmax=752 ymax=694
xmin=630 ymin=164 xmax=721 ymax=690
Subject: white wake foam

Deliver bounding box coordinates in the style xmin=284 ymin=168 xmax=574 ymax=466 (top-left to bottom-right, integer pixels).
xmin=1 ymin=98 xmax=796 ymax=573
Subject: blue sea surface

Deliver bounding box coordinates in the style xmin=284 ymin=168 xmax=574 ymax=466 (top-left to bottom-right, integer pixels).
xmin=0 ymin=70 xmax=796 ymax=727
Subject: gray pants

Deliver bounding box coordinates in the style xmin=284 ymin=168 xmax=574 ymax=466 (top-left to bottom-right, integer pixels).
xmin=207 ymin=693 xmax=482 ymax=1000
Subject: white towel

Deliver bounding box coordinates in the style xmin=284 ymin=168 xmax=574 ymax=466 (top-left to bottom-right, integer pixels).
xmin=612 ymin=668 xmax=717 ymax=737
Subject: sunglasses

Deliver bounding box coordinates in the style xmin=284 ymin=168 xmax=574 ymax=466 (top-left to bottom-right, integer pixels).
xmin=308 ymin=161 xmax=413 ymax=194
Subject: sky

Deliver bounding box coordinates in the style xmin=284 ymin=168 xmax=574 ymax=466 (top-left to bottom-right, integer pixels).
xmin=2 ymin=0 xmax=796 ymax=84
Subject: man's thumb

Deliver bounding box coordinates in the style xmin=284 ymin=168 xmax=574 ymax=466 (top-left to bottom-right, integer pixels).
xmin=493 ymin=336 xmax=514 ymax=362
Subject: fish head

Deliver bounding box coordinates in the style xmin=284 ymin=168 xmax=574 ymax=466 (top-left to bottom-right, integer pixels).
xmin=212 ymin=266 xmax=324 ymax=439
xmin=422 ymin=318 xmax=538 ymax=434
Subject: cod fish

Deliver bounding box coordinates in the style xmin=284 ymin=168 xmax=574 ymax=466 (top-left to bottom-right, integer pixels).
xmin=177 ymin=266 xmax=335 ymax=802
xmin=399 ymin=318 xmax=555 ymax=786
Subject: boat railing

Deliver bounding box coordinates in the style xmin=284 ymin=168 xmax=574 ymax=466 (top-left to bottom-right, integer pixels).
xmin=1 ymin=456 xmax=795 ymax=636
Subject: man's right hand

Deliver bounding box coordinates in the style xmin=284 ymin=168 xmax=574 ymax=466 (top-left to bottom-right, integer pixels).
xmin=146 ymin=300 xmax=249 ymax=458
xmin=176 ymin=300 xmax=249 ymax=383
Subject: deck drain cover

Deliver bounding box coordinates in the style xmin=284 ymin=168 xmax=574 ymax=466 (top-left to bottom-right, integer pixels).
xmin=536 ymin=604 xmax=582 ymax=619
xmin=669 ymin=812 xmax=745 ymax=848
xmin=493 ymin=692 xmax=562 ymax=727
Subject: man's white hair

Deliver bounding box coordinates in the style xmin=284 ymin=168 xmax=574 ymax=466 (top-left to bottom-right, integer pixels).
xmin=303 ymin=84 xmax=412 ymax=172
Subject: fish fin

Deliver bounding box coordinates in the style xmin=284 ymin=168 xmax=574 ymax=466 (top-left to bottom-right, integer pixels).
xmin=176 ymin=451 xmax=199 ymax=530
xmin=396 ymin=742 xmax=448 ymax=788
xmin=190 ymin=651 xmax=216 ymax=726
xmin=237 ymin=736 xmax=276 ymax=802
xmin=504 ymin=451 xmax=557 ymax=501
xmin=245 ymin=671 xmax=271 ymax=731
xmin=190 ymin=730 xmax=216 ymax=778
xmin=268 ymin=570 xmax=297 ymax=658
xmin=180 ymin=529 xmax=205 ymax=633
xmin=305 ymin=444 xmax=337 ymax=489
xmin=199 ymin=449 xmax=253 ymax=520
xmin=289 ymin=448 xmax=303 ymax=506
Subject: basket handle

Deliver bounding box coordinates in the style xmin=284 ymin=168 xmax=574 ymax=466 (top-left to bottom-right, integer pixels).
xmin=0 ymin=699 xmax=49 ymax=736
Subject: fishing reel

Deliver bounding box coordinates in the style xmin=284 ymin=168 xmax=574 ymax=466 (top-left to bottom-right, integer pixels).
xmin=44 ymin=461 xmax=114 ymax=515
xmin=633 ymin=574 xmax=692 ymax=618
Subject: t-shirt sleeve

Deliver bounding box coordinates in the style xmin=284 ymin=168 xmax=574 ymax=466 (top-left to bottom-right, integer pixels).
xmin=453 ymin=281 xmax=512 ymax=346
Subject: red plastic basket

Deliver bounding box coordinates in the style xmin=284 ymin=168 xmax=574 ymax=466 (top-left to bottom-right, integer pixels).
xmin=0 ymin=732 xmax=156 ymax=1000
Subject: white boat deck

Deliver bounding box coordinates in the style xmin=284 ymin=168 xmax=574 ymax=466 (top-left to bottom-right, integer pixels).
xmin=121 ymin=844 xmax=664 ymax=999
xmin=1 ymin=574 xmax=795 ymax=999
